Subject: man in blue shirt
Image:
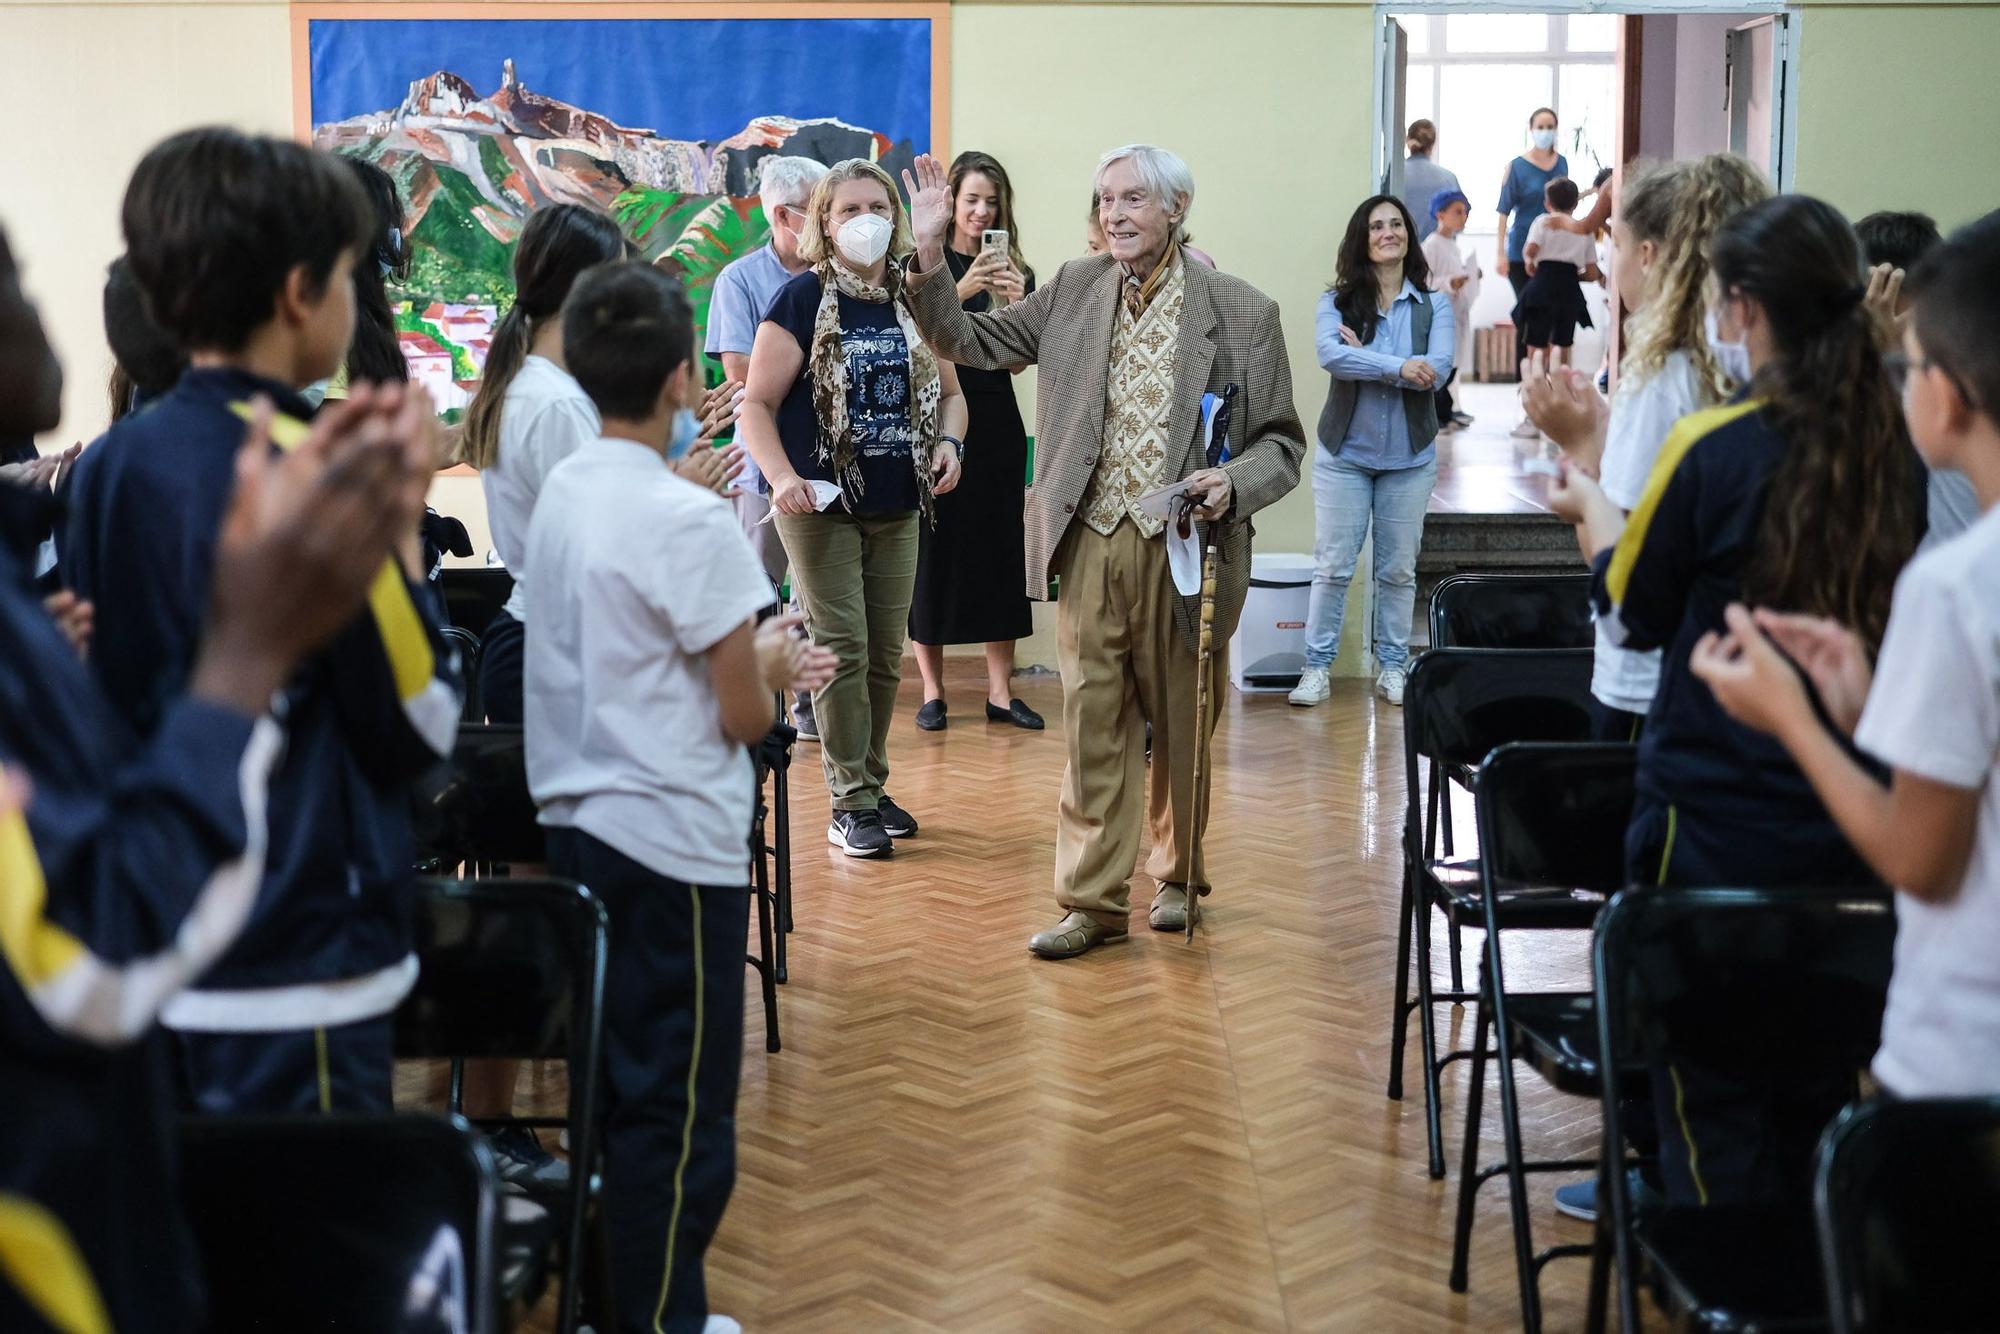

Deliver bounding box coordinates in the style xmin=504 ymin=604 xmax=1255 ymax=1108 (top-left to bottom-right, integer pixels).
xmin=707 ymin=154 xmax=828 ymax=738
xmin=706 ymin=156 xmax=829 ymax=575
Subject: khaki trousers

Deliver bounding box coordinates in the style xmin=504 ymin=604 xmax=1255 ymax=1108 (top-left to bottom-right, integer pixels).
xmin=776 ymin=509 xmax=918 ymax=811
xmin=1053 ymin=522 xmax=1227 ymax=926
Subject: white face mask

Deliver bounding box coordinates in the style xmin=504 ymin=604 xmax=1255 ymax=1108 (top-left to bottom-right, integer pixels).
xmin=1705 ymin=306 xmax=1754 ymax=385
xmin=835 ymin=214 xmax=893 ymax=267
xmin=1530 ymin=128 xmax=1557 ymax=152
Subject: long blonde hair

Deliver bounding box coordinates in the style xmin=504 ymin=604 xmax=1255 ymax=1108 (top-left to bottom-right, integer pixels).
xmin=1618 ymin=154 xmax=1771 ymax=401
xmin=795 ymin=159 xmax=915 ymax=268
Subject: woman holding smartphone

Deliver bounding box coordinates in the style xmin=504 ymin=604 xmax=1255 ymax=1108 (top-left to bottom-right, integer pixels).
xmin=907 ymin=150 xmax=1044 ymax=732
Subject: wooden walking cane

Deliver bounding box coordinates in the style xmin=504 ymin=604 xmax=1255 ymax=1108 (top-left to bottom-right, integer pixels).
xmin=1182 ymin=383 xmax=1238 ymax=943
xmin=1186 ymin=530 xmax=1220 ymax=943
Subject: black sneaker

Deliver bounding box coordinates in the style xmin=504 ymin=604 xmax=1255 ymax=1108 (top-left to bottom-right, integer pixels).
xmin=828 ymin=808 xmax=893 ymax=857
xmin=793 ymin=694 xmax=818 ymax=742
xmin=488 ymin=1126 xmax=570 ymax=1195
xmin=877 ymin=795 xmax=919 ymax=838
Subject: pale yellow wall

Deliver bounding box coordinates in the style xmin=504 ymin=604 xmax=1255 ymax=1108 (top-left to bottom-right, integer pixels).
xmin=1789 ymin=3 xmax=2000 ymax=228
xmin=0 ymin=2 xmax=294 ymax=447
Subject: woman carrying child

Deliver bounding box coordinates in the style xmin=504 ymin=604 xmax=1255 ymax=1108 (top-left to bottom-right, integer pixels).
xmin=1511 ymin=177 xmax=1600 ymax=385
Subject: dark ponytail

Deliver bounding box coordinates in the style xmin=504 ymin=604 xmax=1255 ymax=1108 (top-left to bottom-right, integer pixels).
xmin=337 ymin=155 xmax=410 ymax=388
xmin=461 ymin=203 xmax=630 ymax=469
xmin=1713 ymin=195 xmax=1920 ymax=649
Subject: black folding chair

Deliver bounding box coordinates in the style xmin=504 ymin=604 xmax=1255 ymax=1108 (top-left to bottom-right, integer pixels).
xmin=1424 ymin=573 xmax=1595 ymax=859
xmin=1815 ymin=1096 xmax=2000 ymax=1334
xmin=1429 ymin=573 xmax=1596 ymax=654
xmin=442 ymin=566 xmax=516 ymax=639
xmin=442 ymin=623 xmax=483 ymax=722
xmin=422 ymin=722 xmax=781 ymax=1052
xmin=179 ymin=1113 xmax=502 ymax=1334
xmin=1390 ymin=648 xmax=1597 ymax=1179
xmin=397 ymin=877 xmax=609 ymax=1334
xmin=1591 ymin=885 xmax=1895 ymax=1334
xmin=1449 ymin=742 xmax=1637 ymax=1332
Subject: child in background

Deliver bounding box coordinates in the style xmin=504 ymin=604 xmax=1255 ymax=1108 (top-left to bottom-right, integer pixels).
xmin=1514 ymin=177 xmax=1600 ymax=373
xmin=1522 ymin=153 xmax=1770 ymax=741
xmin=1421 ymin=188 xmax=1480 ymax=431
xmin=1691 ymin=210 xmax=2000 ymax=1100
xmin=1853 ymin=209 xmax=1975 ymax=547
xmin=64 ymin=128 xmax=462 ymax=1116
xmin=524 ymin=260 xmax=834 ymax=1334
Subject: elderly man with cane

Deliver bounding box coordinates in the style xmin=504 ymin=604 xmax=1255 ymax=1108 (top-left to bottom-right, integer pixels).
xmin=902 ymin=145 xmax=1304 ymax=959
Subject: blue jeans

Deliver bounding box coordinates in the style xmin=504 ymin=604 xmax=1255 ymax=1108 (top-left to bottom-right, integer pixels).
xmin=1303 ymin=448 xmax=1438 ymax=671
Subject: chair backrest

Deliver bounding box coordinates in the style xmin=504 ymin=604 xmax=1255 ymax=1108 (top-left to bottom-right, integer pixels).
xmin=1404 ymin=648 xmax=1597 ymax=774
xmin=441 ymin=567 xmax=515 ymax=636
xmin=1595 ymin=885 xmax=1895 ymax=1201
xmin=441 ymin=625 xmax=483 ymax=722
xmin=179 ymin=1113 xmax=499 ymax=1334
xmin=1475 ymin=742 xmax=1637 ymax=892
xmin=1816 ymin=1097 xmax=2000 ymax=1334
xmin=395 ymin=876 xmax=607 ymax=1070
xmin=420 ymin=724 xmax=543 ymax=868
xmin=1429 ymin=573 xmax=1595 ymax=651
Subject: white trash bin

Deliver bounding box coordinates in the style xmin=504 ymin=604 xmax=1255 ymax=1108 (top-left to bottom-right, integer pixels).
xmin=1230 ymin=551 xmax=1314 ymax=692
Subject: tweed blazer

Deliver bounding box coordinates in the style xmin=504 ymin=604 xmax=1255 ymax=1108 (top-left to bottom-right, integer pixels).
xmin=908 ymin=253 xmax=1305 ymax=651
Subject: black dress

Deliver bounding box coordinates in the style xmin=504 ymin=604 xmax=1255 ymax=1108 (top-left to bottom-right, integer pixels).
xmin=909 ymin=249 xmax=1035 ymax=645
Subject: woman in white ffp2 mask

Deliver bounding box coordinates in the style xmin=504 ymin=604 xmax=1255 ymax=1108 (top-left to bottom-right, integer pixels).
xmin=733 ymin=158 xmax=968 ymax=860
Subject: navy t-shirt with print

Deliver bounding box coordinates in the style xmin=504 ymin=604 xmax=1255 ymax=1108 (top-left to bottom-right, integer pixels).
xmin=763 ymin=269 xmax=919 ymax=515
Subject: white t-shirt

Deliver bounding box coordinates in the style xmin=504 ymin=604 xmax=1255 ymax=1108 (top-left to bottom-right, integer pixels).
xmin=480 ymin=355 xmax=601 ymax=624
xmin=1591 ymin=350 xmax=1708 ymax=714
xmin=1526 ymin=215 xmax=1596 ymax=268
xmin=1854 ymin=501 xmax=2000 ymax=1096
xmin=523 ymin=437 xmax=775 ymax=887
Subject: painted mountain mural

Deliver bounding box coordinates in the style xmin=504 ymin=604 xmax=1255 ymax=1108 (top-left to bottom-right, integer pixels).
xmin=314 ymin=60 xmax=919 ymax=411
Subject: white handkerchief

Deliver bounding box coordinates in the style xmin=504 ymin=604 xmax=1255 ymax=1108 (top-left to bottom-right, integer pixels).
xmin=1168 ymin=518 xmax=1203 ymax=597
xmin=759 ymin=480 xmax=845 ymax=523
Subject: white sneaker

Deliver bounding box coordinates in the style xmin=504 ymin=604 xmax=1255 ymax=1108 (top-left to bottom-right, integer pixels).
xmin=703 ymin=1318 xmax=743 ymax=1334
xmin=1376 ymin=668 xmax=1407 ymax=706
xmin=1510 ymin=416 xmax=1541 ymax=439
xmin=1288 ymin=665 xmax=1331 ymax=707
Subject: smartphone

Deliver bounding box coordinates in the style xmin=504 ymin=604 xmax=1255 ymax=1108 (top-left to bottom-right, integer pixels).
xmin=981 ymin=228 xmax=1009 ymax=257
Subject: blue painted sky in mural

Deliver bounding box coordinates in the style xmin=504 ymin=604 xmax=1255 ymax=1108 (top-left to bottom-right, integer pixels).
xmin=309 ymin=17 xmax=932 ymax=149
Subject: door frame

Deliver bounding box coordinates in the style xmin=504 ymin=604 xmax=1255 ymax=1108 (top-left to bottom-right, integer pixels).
xmin=1372 ymin=0 xmax=1801 ymax=193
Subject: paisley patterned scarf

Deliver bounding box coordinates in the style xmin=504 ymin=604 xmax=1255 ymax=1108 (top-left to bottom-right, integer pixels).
xmin=807 ymin=258 xmax=943 ymax=521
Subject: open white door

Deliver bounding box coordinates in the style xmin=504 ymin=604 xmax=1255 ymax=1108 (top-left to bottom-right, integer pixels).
xmin=1725 ymin=14 xmax=1790 ymax=185
xmin=1376 ymin=16 xmax=1410 ymax=196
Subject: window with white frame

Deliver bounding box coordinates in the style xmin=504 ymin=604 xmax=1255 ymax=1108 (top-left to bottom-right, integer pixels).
xmin=1393 ymin=12 xmax=1618 ymax=239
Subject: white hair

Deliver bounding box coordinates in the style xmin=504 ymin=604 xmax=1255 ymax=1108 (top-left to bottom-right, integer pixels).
xmin=1094 ymin=144 xmax=1194 ymax=242
xmin=758 ymin=155 xmax=829 ymax=214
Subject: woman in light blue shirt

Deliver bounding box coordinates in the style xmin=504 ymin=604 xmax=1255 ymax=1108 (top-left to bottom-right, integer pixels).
xmin=1289 ymin=195 xmax=1454 ymax=710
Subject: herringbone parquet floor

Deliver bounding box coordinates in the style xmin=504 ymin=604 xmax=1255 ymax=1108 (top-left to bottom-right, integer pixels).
xmin=445 ymin=664 xmax=1620 ymax=1332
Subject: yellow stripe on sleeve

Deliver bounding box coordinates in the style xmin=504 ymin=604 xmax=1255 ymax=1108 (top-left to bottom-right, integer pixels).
xmin=1604 ymin=399 xmax=1765 ymax=607
xmin=232 ymin=401 xmax=436 ymax=701
xmin=0 ymin=810 xmax=83 ymax=993
xmin=0 ymin=1194 xmax=112 ymax=1334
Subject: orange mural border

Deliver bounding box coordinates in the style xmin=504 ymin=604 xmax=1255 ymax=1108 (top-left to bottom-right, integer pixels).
xmin=288 ymin=1 xmax=952 ymax=154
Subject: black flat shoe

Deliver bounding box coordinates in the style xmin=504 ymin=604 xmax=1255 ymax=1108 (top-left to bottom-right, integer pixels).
xmin=915 ymin=699 xmax=947 ymax=732
xmin=986 ymin=698 xmax=1045 ymax=730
